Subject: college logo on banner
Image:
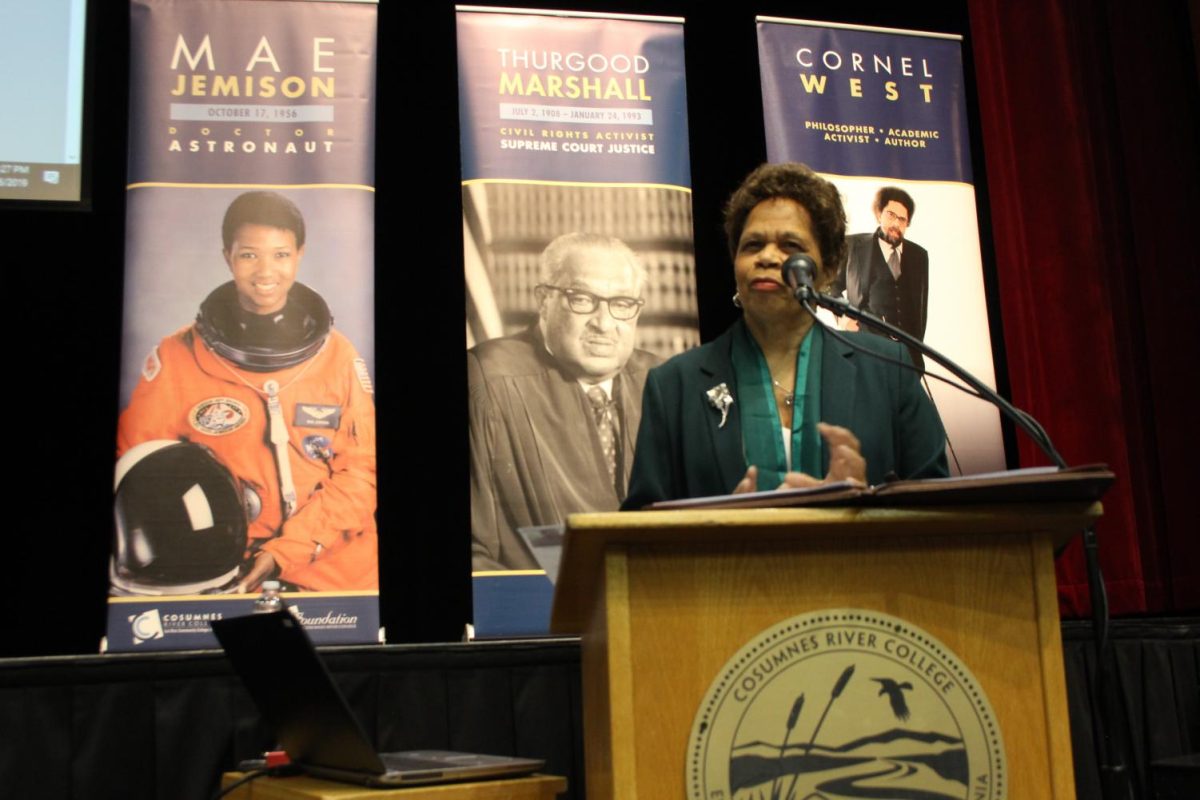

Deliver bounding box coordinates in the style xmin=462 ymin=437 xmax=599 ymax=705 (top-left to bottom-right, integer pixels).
xmin=108 ymin=0 xmax=380 ymax=652
xmin=757 ymin=18 xmax=1005 ymax=478
xmin=458 ymin=7 xmax=699 ymax=636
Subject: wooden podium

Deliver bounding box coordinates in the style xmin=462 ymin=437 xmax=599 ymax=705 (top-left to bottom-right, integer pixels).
xmin=550 ymin=502 xmax=1100 ymax=799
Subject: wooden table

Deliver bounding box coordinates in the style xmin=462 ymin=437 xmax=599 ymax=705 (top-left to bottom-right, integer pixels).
xmin=219 ymin=772 xmax=567 ymax=800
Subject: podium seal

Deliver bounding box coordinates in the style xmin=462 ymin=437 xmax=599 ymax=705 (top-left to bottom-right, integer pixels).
xmin=688 ymin=609 xmax=1005 ymax=800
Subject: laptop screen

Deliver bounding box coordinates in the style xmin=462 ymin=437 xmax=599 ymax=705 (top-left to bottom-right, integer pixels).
xmin=212 ymin=610 xmax=387 ymax=776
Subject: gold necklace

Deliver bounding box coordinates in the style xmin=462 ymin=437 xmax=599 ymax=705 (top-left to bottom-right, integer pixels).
xmin=771 ymin=377 xmax=795 ymax=407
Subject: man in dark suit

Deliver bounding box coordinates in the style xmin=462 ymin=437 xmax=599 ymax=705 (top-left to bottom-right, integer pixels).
xmin=830 ymin=187 xmax=929 ymax=370
xmin=468 ymin=233 xmax=658 ymax=571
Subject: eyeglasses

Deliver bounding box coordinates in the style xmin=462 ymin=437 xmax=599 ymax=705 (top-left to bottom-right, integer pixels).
xmin=881 ymin=208 xmax=909 ymax=225
xmin=538 ymin=284 xmax=645 ymax=321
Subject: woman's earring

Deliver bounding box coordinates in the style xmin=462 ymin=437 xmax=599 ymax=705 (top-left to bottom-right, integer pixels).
xmin=732 ymin=292 xmax=743 ymax=309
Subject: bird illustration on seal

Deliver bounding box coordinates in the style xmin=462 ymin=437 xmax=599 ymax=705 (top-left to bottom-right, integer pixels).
xmin=871 ymin=677 xmax=914 ymax=721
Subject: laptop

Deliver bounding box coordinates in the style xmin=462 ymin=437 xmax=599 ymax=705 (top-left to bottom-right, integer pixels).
xmin=211 ymin=610 xmax=544 ymax=786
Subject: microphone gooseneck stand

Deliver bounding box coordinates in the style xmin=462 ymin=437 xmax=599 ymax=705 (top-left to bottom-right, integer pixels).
xmin=782 ymin=254 xmax=1132 ymax=800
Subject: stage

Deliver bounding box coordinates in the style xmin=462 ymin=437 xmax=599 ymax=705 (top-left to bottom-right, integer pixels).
xmin=2 ymin=619 xmax=1196 ymax=800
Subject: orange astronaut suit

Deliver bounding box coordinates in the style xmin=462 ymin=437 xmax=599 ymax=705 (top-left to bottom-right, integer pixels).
xmin=117 ymin=318 xmax=377 ymax=591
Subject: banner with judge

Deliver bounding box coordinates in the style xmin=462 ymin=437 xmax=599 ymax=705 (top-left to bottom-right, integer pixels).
xmin=756 ymin=18 xmax=1004 ymax=476
xmin=457 ymin=6 xmax=699 ymax=635
xmin=107 ymin=0 xmax=379 ymax=651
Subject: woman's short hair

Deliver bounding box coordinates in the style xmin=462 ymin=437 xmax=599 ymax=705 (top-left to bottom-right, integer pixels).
xmin=723 ymin=162 xmax=847 ymax=271
xmin=221 ymin=191 xmax=307 ymax=251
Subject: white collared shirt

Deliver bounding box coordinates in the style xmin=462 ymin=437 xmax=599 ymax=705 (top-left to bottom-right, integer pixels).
xmin=578 ymin=378 xmax=614 ymax=399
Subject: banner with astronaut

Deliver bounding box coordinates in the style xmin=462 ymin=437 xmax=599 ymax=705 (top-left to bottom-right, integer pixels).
xmin=457 ymin=7 xmax=698 ymax=635
xmin=757 ymin=18 xmax=1005 ymax=476
xmin=108 ymin=0 xmax=378 ymax=651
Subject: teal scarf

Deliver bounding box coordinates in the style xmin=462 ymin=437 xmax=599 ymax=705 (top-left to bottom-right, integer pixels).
xmin=730 ymin=321 xmax=824 ymax=490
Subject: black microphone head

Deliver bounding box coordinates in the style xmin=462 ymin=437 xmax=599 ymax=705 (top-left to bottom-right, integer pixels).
xmin=782 ymin=253 xmax=818 ymax=292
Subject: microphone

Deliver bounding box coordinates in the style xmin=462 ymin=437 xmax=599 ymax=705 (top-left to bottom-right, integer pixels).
xmin=782 ymin=253 xmax=818 ymax=301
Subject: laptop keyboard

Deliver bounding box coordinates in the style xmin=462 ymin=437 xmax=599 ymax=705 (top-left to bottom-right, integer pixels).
xmin=380 ymin=754 xmax=462 ymax=771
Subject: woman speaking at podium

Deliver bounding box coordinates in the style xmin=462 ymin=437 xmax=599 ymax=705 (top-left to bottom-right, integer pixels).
xmin=622 ymin=162 xmax=948 ymax=508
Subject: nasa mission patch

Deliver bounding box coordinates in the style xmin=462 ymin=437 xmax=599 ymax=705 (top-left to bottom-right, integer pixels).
xmin=189 ymin=397 xmax=249 ymax=436
xmin=688 ymin=609 xmax=1005 ymax=800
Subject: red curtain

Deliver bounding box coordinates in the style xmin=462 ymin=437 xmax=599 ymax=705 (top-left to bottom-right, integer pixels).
xmin=968 ymin=0 xmax=1200 ymax=615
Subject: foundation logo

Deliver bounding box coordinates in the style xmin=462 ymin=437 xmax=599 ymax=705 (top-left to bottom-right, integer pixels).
xmin=287 ymin=605 xmax=358 ymax=631
xmin=688 ymin=609 xmax=1005 ymax=800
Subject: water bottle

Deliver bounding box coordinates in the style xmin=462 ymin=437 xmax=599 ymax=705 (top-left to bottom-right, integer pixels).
xmin=253 ymin=580 xmax=283 ymax=613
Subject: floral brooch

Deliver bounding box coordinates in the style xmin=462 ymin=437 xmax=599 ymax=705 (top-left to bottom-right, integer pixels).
xmin=706 ymin=383 xmax=733 ymax=428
